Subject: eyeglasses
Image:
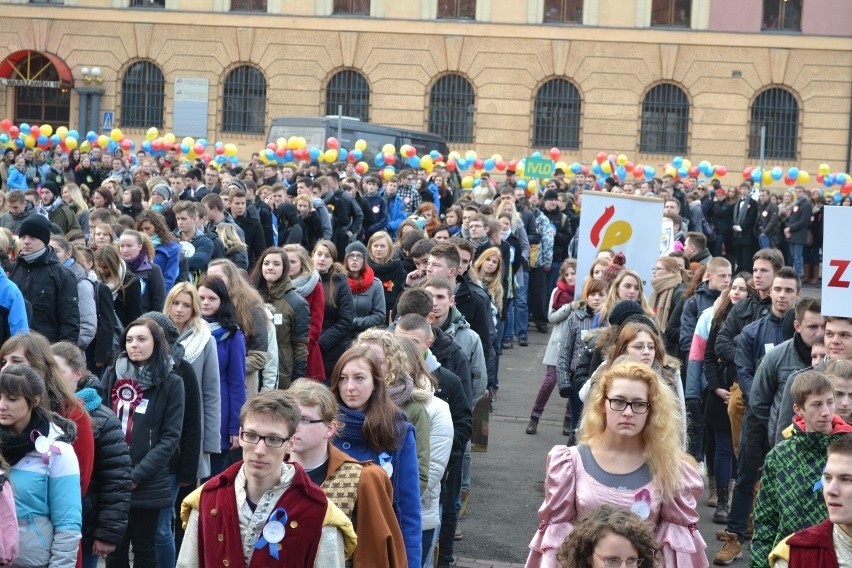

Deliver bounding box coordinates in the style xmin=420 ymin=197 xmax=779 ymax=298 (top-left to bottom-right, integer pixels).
xmin=298 ymin=417 xmax=325 ymax=426
xmin=347 ymin=253 xmax=365 ymax=260
xmin=606 ymin=398 xmax=650 ymax=414
xmin=594 ymin=553 xmax=644 ymax=567
xmin=469 ymin=223 xmax=484 ymax=229
xmin=239 ymin=431 xmax=291 ymax=448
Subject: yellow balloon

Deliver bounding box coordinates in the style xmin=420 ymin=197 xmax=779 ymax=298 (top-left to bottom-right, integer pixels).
xmin=819 ymin=163 xmax=830 ymax=175
xmin=491 ymin=154 xmax=503 ymax=162
xmin=528 ymin=179 xmax=538 ymax=192
xmin=465 ymin=150 xmax=477 ymax=161
xmin=555 ymin=161 xmax=569 ymax=172
xmin=287 ymin=136 xmax=299 ymax=149
xmin=56 ymin=126 xmax=68 ymax=139
xmin=80 ymin=141 xmax=91 ymax=153
xmin=420 ymin=156 xmax=433 ymax=170
xmin=664 ymin=166 xmax=677 ymax=177
xmin=682 ymin=159 xmax=692 ymax=171
xmin=97 ymin=135 xmax=110 ymax=148
xmin=382 ymin=143 xmax=395 ymax=155
xmin=110 ymin=128 xmax=123 ymax=142
xmin=65 ymin=137 xmax=78 ymax=151
xmin=797 ymin=171 xmax=810 ymax=185
xmin=164 ymin=133 xmax=176 ymax=144
xmin=24 ymin=135 xmax=36 ymax=148
xmin=41 ymin=124 xmax=53 ymax=137
xmin=461 ymin=176 xmax=474 ymax=189
xmin=516 ymin=166 xmax=525 ymax=178
xmin=762 ymin=170 xmax=774 ymax=185
xmin=382 ymin=168 xmax=395 ymax=181
xmin=182 ymin=137 xmax=195 ymax=148
xmin=448 ymin=151 xmax=460 ymax=160
xmin=296 ymin=137 xmax=307 ymax=150
xmin=224 ymin=143 xmax=238 ymax=157
xmin=146 ymin=127 xmax=159 ymax=141
xmin=616 ymin=154 xmax=628 ymax=166
xmin=601 ymin=161 xmax=612 ymax=174
xmin=276 ymin=137 xmax=287 ymax=148
xmin=324 ymin=149 xmax=338 ymax=163
xmin=354 ymin=139 xmax=367 ymax=152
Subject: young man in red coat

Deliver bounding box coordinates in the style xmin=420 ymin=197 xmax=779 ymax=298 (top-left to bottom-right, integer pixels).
xmin=770 ymin=433 xmax=852 ymax=567
xmin=176 ymin=391 xmax=355 ymax=567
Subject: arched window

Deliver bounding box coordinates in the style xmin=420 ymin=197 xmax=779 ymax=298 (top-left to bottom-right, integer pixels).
xmin=749 ymin=87 xmax=798 ymax=160
xmin=533 ymin=78 xmax=581 ymax=149
xmin=121 ymin=61 xmax=165 ymax=128
xmin=428 ymin=74 xmax=474 ymax=143
xmin=325 ymin=70 xmax=370 ymax=122
xmin=639 ymin=83 xmax=689 ymax=154
xmin=222 ymin=65 xmax=267 ymax=134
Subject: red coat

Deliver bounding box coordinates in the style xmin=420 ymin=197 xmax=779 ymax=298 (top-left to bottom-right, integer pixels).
xmin=305 ymin=281 xmax=325 ymax=381
xmin=787 ymin=519 xmax=840 ymax=568
xmin=197 ymin=462 xmax=327 ymax=568
xmin=64 ymin=402 xmax=94 ymax=495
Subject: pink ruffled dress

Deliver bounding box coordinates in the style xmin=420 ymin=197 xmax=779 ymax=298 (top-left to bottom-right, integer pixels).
xmin=525 ymin=444 xmax=708 ymax=568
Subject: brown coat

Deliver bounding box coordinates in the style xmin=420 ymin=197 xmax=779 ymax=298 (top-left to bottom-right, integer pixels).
xmin=321 ymin=444 xmax=407 ymax=568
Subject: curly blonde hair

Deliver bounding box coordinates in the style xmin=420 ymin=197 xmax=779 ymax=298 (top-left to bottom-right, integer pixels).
xmin=474 ymin=247 xmax=504 ymax=312
xmin=598 ymin=270 xmax=653 ymax=324
xmin=579 ymin=357 xmax=689 ymax=503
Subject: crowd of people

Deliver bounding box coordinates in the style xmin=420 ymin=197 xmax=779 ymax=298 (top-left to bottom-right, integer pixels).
xmin=0 ymin=142 xmax=847 ymax=568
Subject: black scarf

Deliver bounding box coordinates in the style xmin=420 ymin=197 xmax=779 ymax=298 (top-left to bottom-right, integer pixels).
xmin=0 ymin=411 xmax=50 ymax=467
xmin=793 ymin=333 xmax=812 ymax=366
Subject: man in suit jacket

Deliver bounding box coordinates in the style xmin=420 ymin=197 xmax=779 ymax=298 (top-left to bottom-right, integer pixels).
xmin=732 ymin=182 xmax=759 ymax=273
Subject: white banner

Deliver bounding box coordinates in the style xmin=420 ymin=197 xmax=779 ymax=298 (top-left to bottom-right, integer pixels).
xmin=576 ymin=192 xmax=665 ymax=296
xmin=822 ymin=206 xmax=852 ymax=317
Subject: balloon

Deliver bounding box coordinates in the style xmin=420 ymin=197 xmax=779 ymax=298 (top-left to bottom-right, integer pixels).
xmin=664 ymin=166 xmax=677 ymax=177
xmin=596 ymin=152 xmax=607 ymax=164
xmin=549 ymin=147 xmax=561 ymax=161
xmin=430 ymin=150 xmax=440 ymax=160
xmin=494 ymin=159 xmax=506 ymax=171
xmin=601 ymin=161 xmax=612 ymax=174
xmin=456 ymin=159 xmax=468 ymax=171
xmin=338 ymin=149 xmax=348 ymax=162
xmin=354 ymin=139 xmax=367 ymax=152
xmin=797 ymin=171 xmax=810 ymax=185
xmin=19 ymin=123 xmax=30 ymax=136
xmin=762 ymin=170 xmax=773 ymax=185
xmin=163 ymin=132 xmax=176 ymax=144
xmin=146 ymin=127 xmax=159 ymax=141
xmin=36 ymin=135 xmax=48 ymax=147
xmin=633 ymin=165 xmax=645 ymax=179
xmin=751 ymin=168 xmax=762 ymax=182
xmin=688 ymin=166 xmax=700 ymax=178
xmin=407 ymin=156 xmax=420 ymax=168
xmin=307 ymin=147 xmax=320 ymax=160
xmin=682 ymin=159 xmax=692 ymax=171
xmin=677 ymin=167 xmax=689 ymax=179
xmin=326 ymin=137 xmax=339 ymax=149
xmin=54 ymin=126 xmax=68 ymax=139
xmin=473 ymin=158 xmax=484 ymax=171
xmin=384 ymin=153 xmax=396 ymax=166
xmin=224 ymin=143 xmax=238 ymax=157
xmin=374 ymin=153 xmax=385 ymax=167
xmin=97 ymin=135 xmax=110 ymax=148
xmin=819 ymin=163 xmax=831 ymax=176
xmin=616 ymin=166 xmax=627 ymax=180
xmin=324 ymin=149 xmax=338 ymax=163
xmin=382 ymin=143 xmax=395 ymax=155
xmin=194 ymin=143 xmax=205 ymax=154
xmin=80 ymin=141 xmax=91 ymax=153
xmin=86 ymin=131 xmax=97 ymax=143
xmin=382 ymin=167 xmax=395 ymax=181
xmin=484 ymin=159 xmax=495 ymax=171
xmin=771 ymin=167 xmax=783 ymax=181
xmin=121 ymin=139 xmax=133 ymax=151
xmin=843 ymin=181 xmax=852 ymax=195
xmin=420 ymin=156 xmax=434 ymax=170
xmin=615 ymin=153 xmax=627 ymax=166
xmin=355 ymin=161 xmax=368 ymax=175
xmin=672 ymin=156 xmax=683 ymax=168
xmin=824 ymin=174 xmax=835 ymax=188
xmin=0 ymin=119 xmax=10 ymax=132
xmin=624 ymin=161 xmax=634 ymax=174
xmin=591 ymin=162 xmax=602 ymax=176
xmin=23 ymin=135 xmax=36 ymax=148
xmin=465 ymin=150 xmax=478 ymax=161
xmin=570 ymin=162 xmax=582 ymax=175
xmin=644 ymin=166 xmax=655 ymax=180
xmin=110 ymin=128 xmax=123 ymax=142
xmin=29 ymin=125 xmax=40 ymax=138
xmin=461 ymin=176 xmax=474 ymax=189
xmin=350 ymin=149 xmax=362 ymax=161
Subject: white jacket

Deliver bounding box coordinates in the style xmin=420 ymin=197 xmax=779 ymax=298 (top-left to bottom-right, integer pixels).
xmin=420 ymin=394 xmax=452 ymax=531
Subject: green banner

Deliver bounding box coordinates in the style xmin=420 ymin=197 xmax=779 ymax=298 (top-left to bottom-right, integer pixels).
xmin=525 ymin=157 xmax=555 ymax=178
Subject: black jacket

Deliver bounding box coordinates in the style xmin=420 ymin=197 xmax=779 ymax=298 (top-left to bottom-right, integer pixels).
xmin=540 ymin=207 xmax=573 ymax=264
xmin=253 ymin=198 xmax=275 ymax=249
xmin=87 ymin=279 xmax=122 ymax=370
xmin=715 ymin=290 xmax=769 ymax=365
xmin=112 ymin=273 xmax=145 ymax=328
xmin=369 ymin=258 xmax=407 ymax=317
xmin=10 ymin=246 xmax=79 ymax=342
xmin=170 ymin=358 xmax=202 ymax=485
xmin=318 ymin=272 xmax=355 ymax=379
xmin=131 ymin=263 xmax=166 ymax=314
xmin=76 ymin=377 xmax=131 ymax=548
xmin=430 ymin=326 xmax=473 ymax=407
xmin=233 ymin=212 xmax=266 ymax=268
xmin=454 ymin=274 xmax=496 ymax=387
xmin=433 ymin=365 xmax=472 ymax=459
xmin=101 ymin=361 xmax=185 ymax=510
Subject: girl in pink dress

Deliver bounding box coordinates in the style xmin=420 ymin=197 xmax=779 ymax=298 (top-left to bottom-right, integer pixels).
xmin=526 ymin=358 xmax=708 ymax=568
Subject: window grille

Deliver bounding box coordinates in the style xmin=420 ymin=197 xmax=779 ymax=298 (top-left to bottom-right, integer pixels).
xmin=230 ymin=0 xmax=266 ymax=10
xmin=437 ymin=0 xmax=476 ymax=19
xmin=762 ymin=0 xmax=802 ymax=31
xmin=651 ymin=0 xmax=691 ymax=26
xmin=428 ymin=74 xmax=474 ymax=143
xmin=13 ymin=54 xmax=70 ymax=125
xmin=121 ymin=61 xmax=165 ymax=128
xmin=222 ymin=66 xmax=267 ymax=133
xmin=639 ymin=83 xmax=689 ymax=154
xmin=543 ymin=0 xmax=583 ymax=23
xmin=533 ymin=79 xmax=581 ymax=149
xmin=129 ymin=0 xmax=164 ymax=7
xmin=749 ymin=88 xmax=798 ymax=160
xmin=333 ymin=0 xmax=369 ymax=14
xmin=325 ymin=70 xmax=370 ymax=123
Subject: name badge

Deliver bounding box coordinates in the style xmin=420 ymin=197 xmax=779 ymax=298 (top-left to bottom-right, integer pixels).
xmin=764 ymin=343 xmax=775 ymax=355
xmin=273 ymin=313 xmax=283 ymax=326
xmin=580 ymin=330 xmax=589 ymax=341
xmin=135 ymin=399 xmax=149 ymax=414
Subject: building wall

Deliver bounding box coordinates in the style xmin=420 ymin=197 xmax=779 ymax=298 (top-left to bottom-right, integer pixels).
xmin=1 ymin=0 xmax=850 ymax=176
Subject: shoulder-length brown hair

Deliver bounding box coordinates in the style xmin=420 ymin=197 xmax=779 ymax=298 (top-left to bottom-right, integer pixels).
xmin=330 ymin=345 xmax=403 ymax=453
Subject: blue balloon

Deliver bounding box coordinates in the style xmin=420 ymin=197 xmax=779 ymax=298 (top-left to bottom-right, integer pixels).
xmin=36 ymin=135 xmax=48 ymax=146
xmin=19 ymin=123 xmax=30 ymax=136
xmin=229 ymin=156 xmax=238 ymax=165
xmin=835 ymin=193 xmax=843 ymax=204
xmin=196 ymin=138 xmax=208 ymax=148
xmin=430 ymin=150 xmax=440 ymax=160
xmin=142 ymin=141 xmax=152 ymax=153
xmin=516 ymin=179 xmax=528 ymax=189
xmin=374 ymin=153 xmax=385 ymax=166
xmin=592 ymin=162 xmax=603 ymax=175
xmin=824 ymin=174 xmax=835 ymax=187
xmin=531 ymin=151 xmax=542 ymax=159
xmin=338 ymin=149 xmax=348 ymax=162
xmin=284 ymin=150 xmax=293 ymax=162
xmin=308 ymin=147 xmax=321 ymax=160
xmin=67 ymin=130 xmax=79 ymax=140
xmin=215 ymin=155 xmax=226 ymax=165
xmin=473 ymin=178 xmax=481 ymax=187
xmin=644 ymin=166 xmax=655 ymax=180
xmin=14 ymin=138 xmax=23 ymax=149
xmin=751 ymin=168 xmax=762 ymax=182
xmin=677 ymin=167 xmax=689 ymax=179
xmin=407 ymin=156 xmax=421 ymax=168
xmin=672 ymin=156 xmax=683 ymax=168
xmin=351 ymin=149 xmax=363 ymax=161
xmin=87 ymin=131 xmax=98 ymax=143
xmin=787 ymin=167 xmax=799 ymax=179
xmin=616 ymin=166 xmax=627 ymax=180
xmin=50 ymin=134 xmax=61 ymax=146
xmin=456 ymin=159 xmax=468 ymax=171
xmin=484 ymin=159 xmax=495 ymax=171
xmin=571 ymin=162 xmax=582 ymax=175
xmin=771 ymin=167 xmax=783 ymax=181
xmin=180 ymin=143 xmax=190 ymax=154
xmin=0 ymin=134 xmax=8 ymax=144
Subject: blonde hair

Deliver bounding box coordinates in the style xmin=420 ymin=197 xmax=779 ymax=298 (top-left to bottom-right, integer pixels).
xmin=293 ymin=193 xmax=313 ymax=211
xmin=599 ymin=270 xmax=653 ymax=324
xmin=367 ymin=231 xmax=394 ymax=265
xmin=282 ymin=244 xmax=315 ymax=277
xmin=62 ymin=183 xmax=89 ymax=213
xmin=580 ymin=358 xmax=689 ymax=502
xmin=163 ymin=282 xmax=207 ymax=336
xmin=216 ymin=223 xmax=247 ymax=253
xmin=354 ymin=328 xmax=411 ymax=387
xmin=289 ymin=378 xmax=339 ymax=426
xmin=474 ymin=247 xmax=504 ymax=312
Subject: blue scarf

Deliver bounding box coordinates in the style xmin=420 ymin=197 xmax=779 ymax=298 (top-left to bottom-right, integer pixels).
xmin=205 ymin=318 xmax=231 ymax=342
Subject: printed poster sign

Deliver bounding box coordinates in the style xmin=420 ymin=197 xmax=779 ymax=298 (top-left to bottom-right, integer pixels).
xmin=822 ymin=206 xmax=852 ymax=317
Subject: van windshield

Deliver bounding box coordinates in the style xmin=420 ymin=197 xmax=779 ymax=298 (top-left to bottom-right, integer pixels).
xmin=267 ymin=125 xmax=325 ymax=148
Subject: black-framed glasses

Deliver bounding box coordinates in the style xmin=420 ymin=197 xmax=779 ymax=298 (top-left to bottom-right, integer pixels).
xmin=298 ymin=417 xmax=325 ymax=426
xmin=606 ymin=398 xmax=650 ymax=414
xmin=594 ymin=553 xmax=643 ymax=567
xmin=239 ymin=431 xmax=291 ymax=448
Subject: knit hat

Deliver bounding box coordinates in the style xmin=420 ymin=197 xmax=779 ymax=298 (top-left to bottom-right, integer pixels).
xmin=345 ymin=241 xmax=368 ymax=259
xmin=623 ymin=313 xmax=659 ymax=333
xmin=608 ymin=300 xmax=644 ymax=326
xmin=142 ymin=311 xmax=179 ymax=345
xmin=601 ymin=252 xmax=627 ymax=284
xmin=152 ymin=184 xmax=171 ymax=202
xmin=543 ymin=189 xmax=559 ymax=201
xmin=40 ymin=180 xmax=60 ymax=197
xmin=228 ymin=179 xmax=246 ymax=193
xmin=18 ymin=214 xmax=52 ymax=247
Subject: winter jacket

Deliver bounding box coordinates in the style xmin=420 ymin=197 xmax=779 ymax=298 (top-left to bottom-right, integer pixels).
xmin=735 ymin=312 xmax=786 ymax=404
xmin=685 ymin=305 xmax=715 ymax=401
xmin=430 ymin=326 xmax=473 ymax=408
xmin=751 ymin=416 xmax=852 ymax=568
xmin=757 ymin=200 xmax=782 ymax=244
xmin=542 ymin=289 xmax=575 ymax=367
xmin=785 ymin=197 xmax=813 ymax=245
xmin=180 ymin=330 xmax=221 ymax=479
xmin=318 ymin=272 xmax=354 ymax=380
xmin=131 ymin=263 xmax=166 ymax=314
xmin=174 ymin=228 xmax=214 ymax=275
xmin=365 ymin=194 xmax=388 ymax=237
xmin=440 ymin=306 xmax=488 ymax=407
xmin=421 ymin=395 xmax=452 ymax=532
xmin=715 ymin=291 xmax=770 ymax=365
xmin=556 ymin=302 xmax=598 ymax=397
xmin=111 ymin=273 xmax=144 ymax=328
xmin=333 ymin=417 xmax=421 ymax=568
xmin=153 ymin=240 xmax=181 ymax=291
xmin=454 ymin=274 xmax=496 ymax=391
xmin=46 ymin=202 xmax=80 ymax=235
xmin=232 ymin=212 xmax=266 ymax=268
xmin=678 ymin=283 xmax=721 ymax=354
xmin=10 ymin=247 xmax=80 ymax=343
xmin=769 ymin=519 xmax=841 ymax=568
xmin=540 ymin=207 xmax=572 ymax=264
xmin=530 ymin=208 xmax=555 ymax=268
xmin=0 ymin=269 xmax=28 ymax=337
xmin=211 ymin=328 xmax=247 ymax=452
xmin=401 ymin=399 xmax=430 ymax=496
xmin=86 ymin=278 xmax=121 ymax=370
xmin=385 ymin=194 xmax=407 ymax=239
xmin=74 ymin=380 xmax=131 ymax=549
xmin=311 ymin=197 xmax=333 ymax=241
xmin=7 ymin=166 xmax=27 ymax=190
xmin=101 ymin=362 xmax=185 ymax=510
xmin=264 ymin=277 xmax=310 ymax=388
xmin=369 ymin=258 xmax=406 ymax=317
xmin=427 ymin=355 xmax=473 ymax=458
xmin=66 ymin=260 xmax=96 ymax=349
xmin=301 ymin=280 xmax=326 ymax=382
xmin=7 ymin=420 xmax=81 ymax=568
xmin=0 ymin=201 xmax=34 ymax=234
xmin=350 ymin=277 xmax=386 ymax=334
xmin=703 ymin=312 xmax=736 ymax=432
xmin=775 ymin=362 xmax=828 ymax=445
xmin=170 ymin=358 xmax=202 ymax=485
xmin=0 ymin=469 xmax=17 ymax=565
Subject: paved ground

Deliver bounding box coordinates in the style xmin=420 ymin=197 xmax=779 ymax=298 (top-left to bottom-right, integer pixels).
xmin=453 ymin=324 xmax=760 ymax=566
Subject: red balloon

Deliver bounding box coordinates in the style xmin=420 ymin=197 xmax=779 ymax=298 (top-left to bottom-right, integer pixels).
xmin=194 ymin=143 xmax=205 ymax=154
xmin=446 ymin=158 xmax=457 ymax=172
xmin=714 ymin=165 xmax=727 ymax=177
xmin=0 ymin=119 xmax=10 ymax=132
xmin=347 ymin=152 xmax=357 ymax=163
xmin=201 ymin=154 xmax=212 ymax=164
xmin=383 ymin=153 xmax=396 ymax=165
xmin=121 ymin=139 xmax=132 ymax=151
xmin=163 ymin=141 xmax=174 ymax=151
xmin=326 ymin=137 xmax=339 ymax=149
xmin=404 ymin=146 xmax=416 ymax=158
xmin=843 ymin=181 xmax=852 ymax=195
xmin=215 ymin=145 xmax=225 ymax=155
xmin=549 ymin=147 xmax=561 ymax=161
xmin=266 ymin=143 xmax=276 ymax=151
xmin=743 ymin=166 xmax=754 ymax=179
xmin=473 ymin=158 xmax=484 ymax=170
xmin=688 ymin=166 xmax=700 ymax=178
xmin=151 ymin=140 xmax=162 ymax=152
xmin=30 ymin=126 xmax=40 ymax=138
xmin=275 ymin=147 xmax=286 ymax=158
xmin=633 ymin=165 xmax=645 ymax=178
xmin=783 ymin=177 xmax=795 ymax=186
xmin=434 ymin=153 xmax=443 ymax=163
xmin=581 ymin=165 xmax=590 ymax=176
xmin=624 ymin=161 xmax=634 ymax=173
xmin=355 ymin=162 xmax=367 ymax=175
xmin=495 ymin=159 xmax=506 ymax=171
xmin=596 ymin=152 xmax=607 ymax=164
xmin=817 ymin=174 xmax=825 ymax=184
xmin=9 ymin=126 xmax=19 ymax=137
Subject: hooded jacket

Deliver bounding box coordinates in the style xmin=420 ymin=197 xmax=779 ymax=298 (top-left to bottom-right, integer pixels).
xmin=735 ymin=311 xmax=787 ymax=404
xmin=429 ymin=325 xmax=473 ymax=407
xmin=440 ymin=306 xmax=488 ymax=407
xmin=10 ymin=246 xmax=80 ymax=343
xmin=556 ymin=302 xmax=598 ymax=397
xmin=385 ymin=193 xmax=407 ymax=239
xmin=678 ymin=282 xmax=721 ymax=354
xmin=715 ymin=291 xmax=772 ymax=365
xmin=153 ymin=239 xmax=181 ymax=291
xmin=454 ymin=274 xmax=496 ymax=390
xmin=425 ymin=353 xmax=473 ymax=459
xmin=66 ymin=259 xmax=96 ymax=350
xmin=265 ymin=276 xmax=310 ymax=388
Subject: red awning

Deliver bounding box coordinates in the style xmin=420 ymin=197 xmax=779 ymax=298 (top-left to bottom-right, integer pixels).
xmin=0 ymin=50 xmax=74 ymax=89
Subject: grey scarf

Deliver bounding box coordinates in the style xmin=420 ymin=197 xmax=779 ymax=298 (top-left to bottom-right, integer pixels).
xmin=291 ymin=271 xmax=320 ymax=298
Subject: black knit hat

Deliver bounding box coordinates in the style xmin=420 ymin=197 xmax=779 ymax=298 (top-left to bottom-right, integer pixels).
xmin=18 ymin=214 xmax=52 ymax=247
xmin=608 ymin=300 xmax=644 ymax=326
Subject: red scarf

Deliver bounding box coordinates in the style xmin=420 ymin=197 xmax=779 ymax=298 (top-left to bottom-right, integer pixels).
xmin=552 ymin=279 xmax=575 ymax=310
xmin=348 ymin=264 xmax=376 ymax=295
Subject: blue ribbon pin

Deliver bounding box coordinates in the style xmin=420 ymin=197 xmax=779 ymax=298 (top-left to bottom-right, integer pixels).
xmin=254 ymin=507 xmax=288 ymax=560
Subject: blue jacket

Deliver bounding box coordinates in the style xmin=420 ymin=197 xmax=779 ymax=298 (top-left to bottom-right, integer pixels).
xmin=7 ymin=167 xmax=27 ymax=190
xmin=426 ymin=182 xmax=442 ymax=214
xmin=0 ymin=269 xmax=28 ymax=336
xmin=333 ymin=418 xmax=421 ymax=568
xmin=365 ymin=194 xmax=388 ymax=237
xmin=735 ymin=312 xmax=786 ymax=404
xmin=385 ymin=194 xmax=407 ymax=239
xmin=154 ymin=240 xmax=181 ymax=291
xmin=174 ymin=228 xmax=214 ymax=273
xmin=213 ymin=328 xmax=247 ymax=452
xmin=679 ymin=283 xmax=721 ymax=354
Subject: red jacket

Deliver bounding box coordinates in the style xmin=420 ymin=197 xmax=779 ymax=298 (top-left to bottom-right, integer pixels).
xmin=787 ymin=519 xmax=840 ymax=568
xmin=305 ymin=282 xmax=325 ymax=381
xmin=197 ymin=462 xmax=327 ymax=568
xmin=65 ymin=403 xmax=94 ymax=495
